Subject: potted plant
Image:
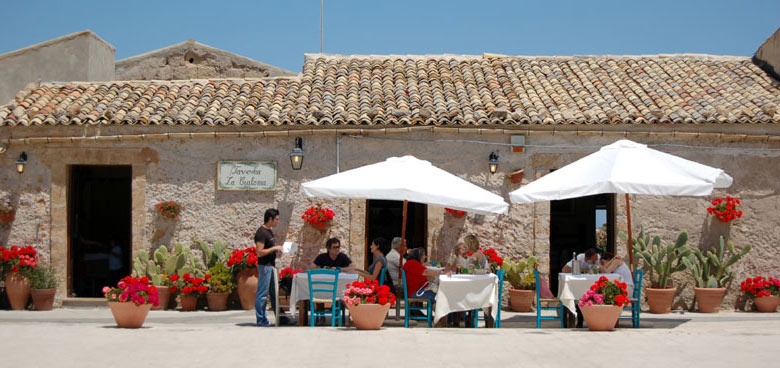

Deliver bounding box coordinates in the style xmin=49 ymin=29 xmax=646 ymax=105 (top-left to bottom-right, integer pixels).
xmin=740 ymin=276 xmax=780 ymax=312
xmin=102 ymin=276 xmax=159 ymax=328
xmin=226 ymin=246 xmax=259 ymax=310
xmin=28 ymin=262 xmax=59 ymax=311
xmin=206 ymin=264 xmax=234 ymax=311
xmin=133 ymin=244 xmax=202 ymax=310
xmin=578 ymin=276 xmax=631 ymax=331
xmin=301 ymin=203 xmax=335 ymax=231
xmin=179 ymin=273 xmax=209 ymax=311
xmin=0 ymin=245 xmax=39 ymax=310
xmin=505 ymin=169 xmax=524 ymax=184
xmin=683 ymin=236 xmax=751 ymax=313
xmin=621 ymin=227 xmax=690 ymax=314
xmin=444 ymin=208 xmax=466 ymax=218
xmin=154 ymin=201 xmax=184 ymax=220
xmin=342 ymin=279 xmax=396 ymax=330
xmin=0 ymin=194 xmax=16 ymax=224
xmin=707 ymin=196 xmax=742 ymax=222
xmin=501 ymin=256 xmax=536 ymax=312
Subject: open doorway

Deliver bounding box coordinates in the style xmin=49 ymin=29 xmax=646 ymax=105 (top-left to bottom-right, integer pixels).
xmin=68 ymin=165 xmax=132 ymax=297
xmin=365 ymin=200 xmax=427 ymax=268
xmin=548 ymin=194 xmax=614 ymax=293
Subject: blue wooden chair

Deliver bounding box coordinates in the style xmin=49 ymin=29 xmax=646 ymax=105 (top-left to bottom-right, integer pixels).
xmin=307 ymin=269 xmax=343 ymax=327
xmin=619 ymin=269 xmax=643 ymax=328
xmin=471 ymin=270 xmax=505 ymax=328
xmin=402 ymin=269 xmax=433 ymax=328
xmin=534 ymin=269 xmax=565 ymax=328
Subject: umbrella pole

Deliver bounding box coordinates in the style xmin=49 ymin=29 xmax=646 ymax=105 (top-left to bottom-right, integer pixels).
xmin=396 ymin=200 xmax=409 ymax=320
xmin=625 ymin=194 xmax=634 ymax=270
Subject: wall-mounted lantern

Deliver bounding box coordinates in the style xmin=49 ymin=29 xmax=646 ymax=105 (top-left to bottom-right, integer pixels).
xmin=15 ymin=152 xmax=27 ymax=174
xmin=488 ymin=151 xmax=499 ymax=175
xmin=290 ymin=137 xmax=304 ymax=170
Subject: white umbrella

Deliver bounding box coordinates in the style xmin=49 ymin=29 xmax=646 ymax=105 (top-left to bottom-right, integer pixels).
xmin=509 ymin=139 xmax=733 ymax=265
xmin=303 ymin=155 xmax=508 ymax=215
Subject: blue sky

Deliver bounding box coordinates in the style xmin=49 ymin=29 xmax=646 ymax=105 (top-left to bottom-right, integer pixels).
xmin=1 ymin=1 xmax=778 ymax=72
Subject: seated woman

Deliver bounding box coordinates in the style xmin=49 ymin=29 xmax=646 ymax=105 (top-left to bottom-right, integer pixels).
xmin=464 ymin=234 xmax=488 ymax=271
xmin=355 ymin=237 xmax=394 ymax=291
xmin=402 ymin=248 xmax=443 ymax=300
xmin=599 ymin=252 xmax=634 ymax=294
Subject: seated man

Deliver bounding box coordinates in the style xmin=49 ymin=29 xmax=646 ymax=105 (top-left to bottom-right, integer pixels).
xmin=312 ymin=237 xmax=353 ymax=269
xmin=599 ymin=252 xmax=634 ymax=294
xmin=561 ymin=248 xmax=600 ymax=273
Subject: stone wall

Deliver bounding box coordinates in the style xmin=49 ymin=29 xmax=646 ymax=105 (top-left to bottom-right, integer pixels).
xmin=1 ymin=125 xmax=779 ymax=310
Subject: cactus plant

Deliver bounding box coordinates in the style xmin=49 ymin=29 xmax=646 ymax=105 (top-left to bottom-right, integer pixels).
xmin=619 ymin=226 xmax=691 ymax=288
xmin=196 ymin=240 xmax=231 ymax=269
xmin=683 ymin=236 xmax=751 ymax=288
xmin=502 ymin=256 xmax=537 ymax=290
xmin=132 ymin=243 xmax=206 ymax=284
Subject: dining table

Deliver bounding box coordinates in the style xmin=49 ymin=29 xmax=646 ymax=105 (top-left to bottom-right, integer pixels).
xmin=289 ymin=271 xmax=359 ymax=325
xmin=433 ymin=273 xmax=499 ymax=324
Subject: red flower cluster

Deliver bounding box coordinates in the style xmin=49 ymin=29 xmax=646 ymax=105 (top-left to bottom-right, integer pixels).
xmin=342 ymin=279 xmax=396 ymax=307
xmin=740 ymin=276 xmax=780 ymax=299
xmin=579 ymin=276 xmax=630 ymax=307
xmin=102 ymin=276 xmax=159 ymax=306
xmin=301 ymin=203 xmax=335 ymax=227
xmin=180 ymin=273 xmax=210 ymax=296
xmin=481 ymin=248 xmax=504 ymax=272
xmin=167 ymin=274 xmax=181 ymax=293
xmin=226 ymin=247 xmax=258 ymax=273
xmin=154 ymin=201 xmax=184 ymax=220
xmin=707 ymin=196 xmax=742 ymax=222
xmin=0 ymin=245 xmax=39 ymax=274
xmin=445 ymin=208 xmax=466 ymax=218
xmin=280 ymin=267 xmax=304 ymax=279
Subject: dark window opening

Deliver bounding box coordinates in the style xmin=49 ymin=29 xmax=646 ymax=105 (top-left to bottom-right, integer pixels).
xmin=365 ymin=200 xmax=426 ymax=269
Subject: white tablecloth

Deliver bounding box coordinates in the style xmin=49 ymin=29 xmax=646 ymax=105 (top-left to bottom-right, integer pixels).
xmin=557 ymin=273 xmax=623 ymax=314
xmin=433 ymin=274 xmax=498 ymax=323
xmin=289 ymin=272 xmax=359 ymax=318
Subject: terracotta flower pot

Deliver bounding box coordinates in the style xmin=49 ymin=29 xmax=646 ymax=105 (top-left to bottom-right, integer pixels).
xmin=508 ymin=288 xmax=534 ymax=312
xmin=694 ymin=287 xmax=726 ymax=313
xmin=507 ymin=169 xmax=524 ymax=184
xmin=152 ymin=286 xmax=170 ymax=310
xmin=31 ymin=288 xmax=57 ymax=311
xmin=646 ymin=287 xmax=677 ymax=314
xmin=108 ymin=302 xmax=152 ymax=328
xmin=237 ymin=268 xmax=259 ymax=310
xmin=753 ymin=295 xmax=780 ymax=313
xmin=347 ymin=303 xmax=391 ymax=330
xmin=310 ymin=221 xmax=330 ymax=231
xmin=5 ymin=273 xmax=31 ymax=310
xmin=180 ymin=295 xmax=199 ymax=311
xmin=207 ymin=293 xmax=229 ymax=311
xmin=580 ymin=304 xmax=622 ymax=331
xmin=0 ymin=209 xmax=16 ymax=224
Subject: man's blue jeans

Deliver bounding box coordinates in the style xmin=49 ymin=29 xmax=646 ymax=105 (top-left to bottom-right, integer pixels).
xmin=255 ymin=264 xmax=277 ymax=325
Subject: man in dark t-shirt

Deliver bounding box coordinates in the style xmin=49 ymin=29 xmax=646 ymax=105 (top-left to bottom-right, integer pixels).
xmin=254 ymin=208 xmax=284 ymax=326
xmin=312 ymin=237 xmax=353 ymax=269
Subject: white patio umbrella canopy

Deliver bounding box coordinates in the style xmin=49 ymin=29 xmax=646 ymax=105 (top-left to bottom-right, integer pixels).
xmin=302 ymin=155 xmax=508 ymax=215
xmin=509 ymin=140 xmax=733 ymax=204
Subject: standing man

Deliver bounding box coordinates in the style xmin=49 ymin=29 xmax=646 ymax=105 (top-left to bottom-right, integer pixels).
xmin=254 ymin=208 xmax=285 ymax=326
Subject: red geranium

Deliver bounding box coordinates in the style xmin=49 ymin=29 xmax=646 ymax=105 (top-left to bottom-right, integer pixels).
xmin=741 ymin=276 xmax=780 ymax=299
xmin=226 ymin=247 xmax=258 ymax=274
xmin=579 ymin=276 xmax=630 ymax=307
xmin=481 ymin=248 xmax=504 ymax=272
xmin=154 ymin=201 xmax=184 ymax=220
xmin=102 ymin=276 xmax=159 ymax=306
xmin=280 ymin=267 xmax=304 ymax=279
xmin=342 ymin=279 xmax=396 ymax=307
xmin=0 ymin=245 xmax=39 ymax=277
xmin=180 ymin=273 xmax=210 ymax=296
xmin=707 ymin=196 xmax=742 ymax=222
xmin=301 ymin=203 xmax=335 ymax=227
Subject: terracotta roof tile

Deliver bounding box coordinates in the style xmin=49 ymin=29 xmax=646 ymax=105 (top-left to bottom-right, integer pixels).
xmin=2 ymin=54 xmax=780 ymax=128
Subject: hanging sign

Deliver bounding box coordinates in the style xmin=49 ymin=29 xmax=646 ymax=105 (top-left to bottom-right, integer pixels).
xmin=217 ymin=161 xmax=277 ymax=191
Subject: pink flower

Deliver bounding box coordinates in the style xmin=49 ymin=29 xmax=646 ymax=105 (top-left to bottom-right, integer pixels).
xmin=102 ymin=287 xmax=111 ymax=295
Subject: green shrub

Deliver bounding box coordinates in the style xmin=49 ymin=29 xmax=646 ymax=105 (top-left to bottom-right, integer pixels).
xmin=28 ymin=263 xmax=59 ymax=290
xmin=207 ymin=264 xmax=235 ymax=294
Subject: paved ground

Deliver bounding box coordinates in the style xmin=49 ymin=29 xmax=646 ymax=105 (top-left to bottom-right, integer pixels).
xmin=1 ymin=308 xmax=778 ymax=368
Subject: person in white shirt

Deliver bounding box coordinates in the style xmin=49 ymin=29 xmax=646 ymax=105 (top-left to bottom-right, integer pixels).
xmin=561 ymin=248 xmax=600 ymax=273
xmin=386 ymin=237 xmax=402 ymax=288
xmin=599 ymin=252 xmax=635 ymax=295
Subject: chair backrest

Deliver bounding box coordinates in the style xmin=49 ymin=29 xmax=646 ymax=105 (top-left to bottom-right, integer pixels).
xmin=379 ymin=266 xmax=386 ymax=286
xmin=401 ymin=269 xmax=409 ymax=301
xmin=533 ymin=269 xmax=542 ymax=305
xmin=633 ymin=269 xmax=644 ymax=299
xmin=496 ymin=269 xmax=505 ymax=297
xmin=429 ymin=261 xmax=441 ymax=267
xmin=307 ymin=269 xmax=340 ymax=304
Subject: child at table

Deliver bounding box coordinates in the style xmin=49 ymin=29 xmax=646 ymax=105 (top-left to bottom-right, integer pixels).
xmin=445 ymin=243 xmax=470 ymax=274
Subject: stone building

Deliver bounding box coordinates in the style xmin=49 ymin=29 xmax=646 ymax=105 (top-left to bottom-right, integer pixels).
xmin=2 ymin=33 xmax=780 ymax=310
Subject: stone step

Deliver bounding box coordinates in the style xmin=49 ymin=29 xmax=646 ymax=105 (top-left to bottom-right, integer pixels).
xmin=61 ymin=298 xmax=106 ymax=308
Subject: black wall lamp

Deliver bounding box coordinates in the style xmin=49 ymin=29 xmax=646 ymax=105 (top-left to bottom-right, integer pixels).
xmin=488 ymin=151 xmax=499 ymax=175
xmin=289 ymin=137 xmax=304 ymax=170
xmin=16 ymin=152 xmax=27 ymax=174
